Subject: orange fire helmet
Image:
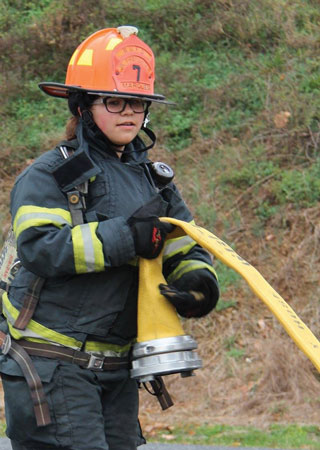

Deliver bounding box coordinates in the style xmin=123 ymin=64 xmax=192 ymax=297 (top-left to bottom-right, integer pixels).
xmin=39 ymin=26 xmax=170 ymax=103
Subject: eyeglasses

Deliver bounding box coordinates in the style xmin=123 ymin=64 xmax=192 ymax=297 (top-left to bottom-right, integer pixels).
xmin=92 ymin=97 xmax=148 ymax=113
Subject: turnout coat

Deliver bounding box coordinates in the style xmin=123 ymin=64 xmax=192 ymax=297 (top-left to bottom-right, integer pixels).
xmin=2 ymin=121 xmax=217 ymax=355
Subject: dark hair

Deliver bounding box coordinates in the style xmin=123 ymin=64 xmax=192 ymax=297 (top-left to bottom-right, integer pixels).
xmin=67 ymin=91 xmax=99 ymax=116
xmin=66 ymin=91 xmax=99 ymax=139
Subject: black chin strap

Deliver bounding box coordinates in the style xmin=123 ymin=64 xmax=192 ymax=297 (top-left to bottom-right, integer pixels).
xmin=81 ymin=109 xmax=156 ymax=155
xmin=130 ymin=125 xmax=156 ymax=154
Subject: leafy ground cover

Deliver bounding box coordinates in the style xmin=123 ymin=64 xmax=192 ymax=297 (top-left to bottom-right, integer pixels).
xmin=144 ymin=423 xmax=320 ymax=449
xmin=0 ymin=422 xmax=315 ymax=449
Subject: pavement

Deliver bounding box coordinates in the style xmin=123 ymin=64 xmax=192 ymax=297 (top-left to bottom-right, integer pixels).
xmin=0 ymin=440 xmax=10 ymax=450
xmin=0 ymin=439 xmax=295 ymax=450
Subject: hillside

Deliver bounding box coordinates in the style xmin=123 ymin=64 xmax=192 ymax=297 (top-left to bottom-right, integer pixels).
xmin=0 ymin=0 xmax=319 ymax=431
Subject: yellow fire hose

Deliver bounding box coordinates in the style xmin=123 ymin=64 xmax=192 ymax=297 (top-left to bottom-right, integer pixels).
xmin=137 ymin=244 xmax=185 ymax=342
xmin=137 ymin=218 xmax=320 ymax=373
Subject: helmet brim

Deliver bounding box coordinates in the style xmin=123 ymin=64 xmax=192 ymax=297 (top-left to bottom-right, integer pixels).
xmin=38 ymin=82 xmax=174 ymax=105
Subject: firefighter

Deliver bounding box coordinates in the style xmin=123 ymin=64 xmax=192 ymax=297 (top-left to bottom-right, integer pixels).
xmin=0 ymin=26 xmax=219 ymax=450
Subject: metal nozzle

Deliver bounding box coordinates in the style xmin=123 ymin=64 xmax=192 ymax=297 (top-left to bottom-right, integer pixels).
xmin=130 ymin=335 xmax=202 ymax=381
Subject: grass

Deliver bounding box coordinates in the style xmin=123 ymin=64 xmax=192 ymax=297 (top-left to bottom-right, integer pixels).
xmin=0 ymin=423 xmax=5 ymax=437
xmin=2 ymin=0 xmax=320 ymax=213
xmin=148 ymin=423 xmax=320 ymax=449
xmin=1 ymin=420 xmax=319 ymax=449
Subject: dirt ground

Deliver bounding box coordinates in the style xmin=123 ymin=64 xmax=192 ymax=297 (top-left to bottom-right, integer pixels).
xmin=138 ymin=203 xmax=320 ymax=435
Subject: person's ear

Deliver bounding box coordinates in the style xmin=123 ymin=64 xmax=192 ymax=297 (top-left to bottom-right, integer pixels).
xmin=78 ymin=106 xmax=82 ymax=117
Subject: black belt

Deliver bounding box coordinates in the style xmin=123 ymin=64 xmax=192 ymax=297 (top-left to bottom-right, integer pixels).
xmin=17 ymin=339 xmax=131 ymax=371
xmin=0 ymin=334 xmax=131 ymax=428
xmin=19 ymin=341 xmax=176 ymax=412
xmin=0 ymin=336 xmax=174 ymax=419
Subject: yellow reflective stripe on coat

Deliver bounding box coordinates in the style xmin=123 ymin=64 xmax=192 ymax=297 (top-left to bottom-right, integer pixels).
xmin=71 ymin=222 xmax=105 ymax=274
xmin=2 ymin=292 xmax=82 ymax=350
xmin=163 ymin=235 xmax=196 ymax=261
xmin=13 ymin=205 xmax=72 ymax=239
xmin=84 ymin=340 xmax=133 ymax=357
xmin=161 ymin=217 xmax=320 ymax=373
xmin=167 ymin=259 xmax=218 ymax=283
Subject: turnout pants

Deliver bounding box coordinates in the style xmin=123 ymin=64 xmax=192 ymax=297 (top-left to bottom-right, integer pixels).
xmin=1 ymin=358 xmax=145 ymax=450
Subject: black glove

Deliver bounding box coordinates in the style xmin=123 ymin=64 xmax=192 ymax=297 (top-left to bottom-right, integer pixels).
xmin=127 ymin=197 xmax=173 ymax=259
xmin=159 ymin=269 xmax=219 ymax=318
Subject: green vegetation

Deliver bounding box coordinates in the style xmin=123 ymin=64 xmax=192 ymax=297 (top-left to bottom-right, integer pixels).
xmin=149 ymin=423 xmax=320 ymax=449
xmin=1 ymin=1 xmax=320 ymax=159
xmin=1 ymin=0 xmax=319 ymax=217
xmin=0 ymin=420 xmax=319 ymax=448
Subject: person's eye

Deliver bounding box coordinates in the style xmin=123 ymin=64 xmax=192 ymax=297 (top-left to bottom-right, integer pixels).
xmin=132 ymin=100 xmax=145 ymax=110
xmin=108 ymin=99 xmax=121 ymax=107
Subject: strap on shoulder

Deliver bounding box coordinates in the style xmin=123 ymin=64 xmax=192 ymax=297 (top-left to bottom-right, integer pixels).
xmin=59 ymin=146 xmax=87 ymax=226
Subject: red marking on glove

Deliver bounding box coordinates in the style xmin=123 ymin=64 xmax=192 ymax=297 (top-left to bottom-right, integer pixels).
xmin=152 ymin=226 xmax=162 ymax=252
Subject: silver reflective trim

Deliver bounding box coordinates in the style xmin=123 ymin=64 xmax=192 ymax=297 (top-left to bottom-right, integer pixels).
xmin=80 ymin=224 xmax=96 ymax=272
xmin=3 ymin=303 xmax=48 ymax=341
xmin=15 ymin=212 xmax=71 ymax=230
xmin=169 ymin=260 xmax=205 ymax=282
xmin=163 ymin=235 xmax=195 ymax=257
xmin=3 ymin=303 xmax=16 ymax=326
xmin=2 ymin=301 xmax=80 ymax=349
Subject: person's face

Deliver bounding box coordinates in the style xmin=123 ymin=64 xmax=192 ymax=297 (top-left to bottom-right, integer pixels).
xmin=90 ymin=97 xmax=146 ymax=149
